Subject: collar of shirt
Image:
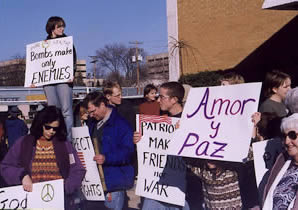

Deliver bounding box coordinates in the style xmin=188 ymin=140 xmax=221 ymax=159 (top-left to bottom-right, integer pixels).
xmin=96 ymin=108 xmax=112 ymax=130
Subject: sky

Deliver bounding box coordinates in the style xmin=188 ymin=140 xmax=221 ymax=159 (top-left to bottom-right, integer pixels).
xmin=0 ymin=0 xmax=168 ymax=72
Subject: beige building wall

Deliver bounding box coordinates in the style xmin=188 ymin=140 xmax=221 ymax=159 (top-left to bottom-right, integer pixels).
xmin=175 ymin=0 xmax=297 ymax=75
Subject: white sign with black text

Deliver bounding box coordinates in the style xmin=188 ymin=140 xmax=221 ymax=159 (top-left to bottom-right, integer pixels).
xmin=135 ymin=115 xmax=186 ymax=206
xmin=0 ymin=179 xmax=64 ymax=209
xmin=72 ymin=126 xmax=105 ymax=201
xmin=25 ymin=36 xmax=74 ymax=87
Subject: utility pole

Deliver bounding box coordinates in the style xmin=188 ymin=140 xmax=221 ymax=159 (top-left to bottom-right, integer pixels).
xmin=177 ymin=40 xmax=184 ymax=77
xmin=89 ymin=56 xmax=98 ymax=87
xmin=129 ymin=41 xmax=143 ymax=94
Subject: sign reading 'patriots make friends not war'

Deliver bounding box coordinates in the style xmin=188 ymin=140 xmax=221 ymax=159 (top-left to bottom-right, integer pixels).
xmin=135 ymin=115 xmax=186 ymax=206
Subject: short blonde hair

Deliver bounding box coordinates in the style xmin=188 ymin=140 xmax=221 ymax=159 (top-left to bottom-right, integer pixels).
xmin=219 ymin=72 xmax=245 ymax=85
xmin=103 ymin=81 xmax=122 ymax=96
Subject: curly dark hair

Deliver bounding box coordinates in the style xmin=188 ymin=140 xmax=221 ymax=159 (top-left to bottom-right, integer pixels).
xmin=30 ymin=106 xmax=67 ymax=141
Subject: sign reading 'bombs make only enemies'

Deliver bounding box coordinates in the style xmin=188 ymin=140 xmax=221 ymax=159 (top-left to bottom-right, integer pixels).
xmin=25 ymin=36 xmax=74 ymax=87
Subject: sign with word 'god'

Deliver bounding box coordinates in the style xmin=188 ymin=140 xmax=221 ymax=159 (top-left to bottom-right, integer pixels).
xmin=168 ymin=83 xmax=262 ymax=162
xmin=135 ymin=115 xmax=186 ymax=206
xmin=25 ymin=36 xmax=74 ymax=87
xmin=0 ymin=179 xmax=64 ymax=209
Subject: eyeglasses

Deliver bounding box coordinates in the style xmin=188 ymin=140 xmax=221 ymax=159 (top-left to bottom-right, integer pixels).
xmin=111 ymin=94 xmax=122 ymax=98
xmin=283 ymin=131 xmax=298 ymax=140
xmin=44 ymin=125 xmax=59 ymax=132
xmin=158 ymin=95 xmax=170 ymax=100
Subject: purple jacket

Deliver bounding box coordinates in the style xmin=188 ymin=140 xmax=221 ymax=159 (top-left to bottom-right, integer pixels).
xmin=263 ymin=153 xmax=298 ymax=209
xmin=0 ymin=135 xmax=86 ymax=195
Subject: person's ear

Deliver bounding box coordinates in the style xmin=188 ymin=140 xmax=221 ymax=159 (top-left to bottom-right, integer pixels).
xmin=106 ymin=94 xmax=111 ymax=101
xmin=272 ymin=87 xmax=278 ymax=94
xmin=171 ymin=96 xmax=178 ymax=104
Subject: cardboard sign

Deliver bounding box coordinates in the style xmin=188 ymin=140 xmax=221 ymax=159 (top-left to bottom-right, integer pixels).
xmin=72 ymin=126 xmax=105 ymax=201
xmin=252 ymin=138 xmax=283 ymax=188
xmin=135 ymin=115 xmax=186 ymax=206
xmin=25 ymin=36 xmax=74 ymax=87
xmin=0 ymin=179 xmax=64 ymax=209
xmin=168 ymin=83 xmax=262 ymax=162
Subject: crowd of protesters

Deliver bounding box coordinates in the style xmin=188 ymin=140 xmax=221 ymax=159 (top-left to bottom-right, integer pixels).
xmin=0 ymin=16 xmax=297 ymax=210
xmin=0 ymin=66 xmax=297 ymax=210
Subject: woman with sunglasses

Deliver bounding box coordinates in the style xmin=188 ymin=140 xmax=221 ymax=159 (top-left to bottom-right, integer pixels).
xmin=262 ymin=113 xmax=298 ymax=209
xmin=0 ymin=106 xmax=86 ymax=209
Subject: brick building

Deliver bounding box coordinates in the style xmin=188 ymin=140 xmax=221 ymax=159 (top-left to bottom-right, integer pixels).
xmin=0 ymin=59 xmax=26 ymax=86
xmin=145 ymin=52 xmax=169 ymax=85
xmin=167 ymin=0 xmax=298 ymax=84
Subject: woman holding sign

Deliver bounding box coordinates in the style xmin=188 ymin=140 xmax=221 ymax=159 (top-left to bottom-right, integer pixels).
xmin=0 ymin=106 xmax=86 ymax=210
xmin=262 ymin=113 xmax=298 ymax=209
xmin=43 ymin=16 xmax=77 ymax=141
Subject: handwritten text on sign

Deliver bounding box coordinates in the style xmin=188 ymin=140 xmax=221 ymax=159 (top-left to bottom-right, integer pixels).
xmin=25 ymin=36 xmax=74 ymax=87
xmin=72 ymin=126 xmax=105 ymax=201
xmin=0 ymin=179 xmax=64 ymax=210
xmin=135 ymin=115 xmax=186 ymax=206
xmin=169 ymin=83 xmax=262 ymax=162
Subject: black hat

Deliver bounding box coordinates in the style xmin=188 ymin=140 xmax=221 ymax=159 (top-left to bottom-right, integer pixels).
xmin=9 ymin=106 xmax=22 ymax=117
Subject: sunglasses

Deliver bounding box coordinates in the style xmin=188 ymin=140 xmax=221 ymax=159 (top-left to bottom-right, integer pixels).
xmin=44 ymin=125 xmax=59 ymax=132
xmin=283 ymin=131 xmax=298 ymax=140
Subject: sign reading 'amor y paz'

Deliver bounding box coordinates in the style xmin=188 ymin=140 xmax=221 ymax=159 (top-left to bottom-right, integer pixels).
xmin=0 ymin=179 xmax=64 ymax=209
xmin=25 ymin=36 xmax=74 ymax=87
xmin=135 ymin=115 xmax=186 ymax=206
xmin=168 ymin=83 xmax=262 ymax=162
xmin=72 ymin=126 xmax=105 ymax=201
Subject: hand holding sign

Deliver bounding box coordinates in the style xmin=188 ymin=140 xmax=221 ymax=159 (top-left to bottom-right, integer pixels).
xmin=133 ymin=131 xmax=142 ymax=144
xmin=22 ymin=175 xmax=33 ymax=192
xmin=94 ymin=154 xmax=105 ymax=165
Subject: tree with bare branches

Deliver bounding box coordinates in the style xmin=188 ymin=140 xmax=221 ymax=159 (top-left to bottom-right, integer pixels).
xmin=95 ymin=43 xmax=148 ymax=86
